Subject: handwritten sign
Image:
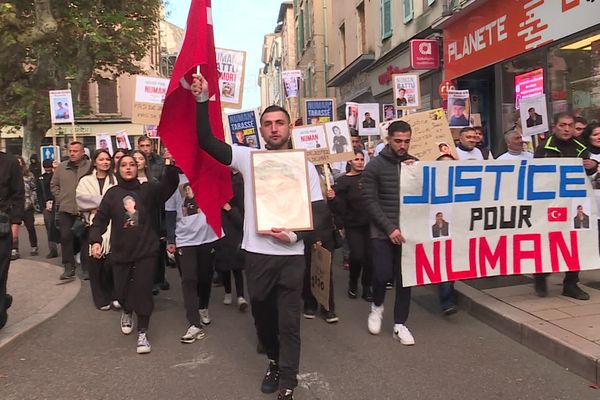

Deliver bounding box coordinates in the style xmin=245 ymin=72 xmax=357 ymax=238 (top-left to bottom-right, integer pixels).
xmin=311 ymin=243 xmax=331 ymax=310
xmin=292 ymin=124 xmax=330 ymax=165
xmin=380 ymin=109 xmax=457 ymax=161
xmin=132 ymin=76 xmax=169 ymax=125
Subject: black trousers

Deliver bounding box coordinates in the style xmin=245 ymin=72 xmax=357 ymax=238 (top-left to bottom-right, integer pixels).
xmin=113 ymin=256 xmax=156 ymax=331
xmin=81 ymin=235 xmax=114 ymax=308
xmin=345 ymin=226 xmax=372 ymax=289
xmin=153 ymin=239 xmax=168 ymax=286
xmin=0 ymin=234 xmax=12 ymax=316
xmin=13 ymin=208 xmax=37 ymax=250
xmin=43 ymin=209 xmax=59 ymax=250
xmin=221 ymin=270 xmax=244 ymax=298
xmin=534 ymin=272 xmax=580 ymax=287
xmin=176 ymin=243 xmax=215 ymax=326
xmin=302 ymin=236 xmax=335 ymax=312
xmin=58 ymin=212 xmax=76 ymax=266
xmin=371 ymin=239 xmax=411 ymax=325
xmin=245 ymin=251 xmax=304 ymax=390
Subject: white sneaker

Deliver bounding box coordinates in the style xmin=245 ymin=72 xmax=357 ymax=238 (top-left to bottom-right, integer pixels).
xmin=112 ymin=300 xmax=122 ymax=310
xmin=367 ymin=304 xmax=383 ymax=335
xmin=136 ymin=332 xmax=151 ymax=354
xmin=199 ymin=308 xmax=211 ymax=325
xmin=393 ymin=324 xmax=415 ymax=346
xmin=180 ymin=325 xmax=205 ymax=344
xmin=74 ymin=252 xmax=81 ymax=265
xmin=237 ymin=297 xmax=248 ymax=311
xmin=223 ymin=293 xmax=232 ymax=305
xmin=99 ymin=304 xmax=111 ymax=311
xmin=120 ymin=312 xmax=133 ymax=335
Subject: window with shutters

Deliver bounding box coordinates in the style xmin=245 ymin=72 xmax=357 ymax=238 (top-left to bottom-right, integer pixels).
xmin=97 ymin=78 xmax=118 ymax=114
xmin=381 ymin=0 xmax=392 ymax=40
xmin=404 ymin=0 xmax=413 ymax=24
xmin=297 ymin=10 xmax=305 ymax=54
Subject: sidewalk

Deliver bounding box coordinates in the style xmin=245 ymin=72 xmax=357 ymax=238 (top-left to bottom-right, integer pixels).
xmin=0 ymin=258 xmax=80 ymax=349
xmin=456 ymin=270 xmax=600 ymax=385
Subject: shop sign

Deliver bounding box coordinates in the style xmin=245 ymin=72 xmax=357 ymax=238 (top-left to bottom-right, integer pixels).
xmin=438 ymin=80 xmax=456 ymax=100
xmin=444 ymin=0 xmax=600 ymax=80
xmin=410 ymin=40 xmax=439 ymax=70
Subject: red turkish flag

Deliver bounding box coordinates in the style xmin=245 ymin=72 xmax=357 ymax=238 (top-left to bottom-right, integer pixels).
xmin=159 ymin=0 xmax=231 ymax=236
xmin=547 ymin=207 xmax=568 ymax=222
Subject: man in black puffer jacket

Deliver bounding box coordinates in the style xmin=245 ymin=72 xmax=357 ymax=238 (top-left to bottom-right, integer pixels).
xmin=362 ymin=120 xmax=417 ymax=345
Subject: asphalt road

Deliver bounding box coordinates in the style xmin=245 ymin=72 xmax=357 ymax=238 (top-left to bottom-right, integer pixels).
xmin=0 ymin=227 xmax=598 ymax=399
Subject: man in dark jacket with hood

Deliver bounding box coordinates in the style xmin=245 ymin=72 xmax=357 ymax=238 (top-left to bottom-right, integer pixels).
xmin=362 ymin=120 xmax=417 ymax=345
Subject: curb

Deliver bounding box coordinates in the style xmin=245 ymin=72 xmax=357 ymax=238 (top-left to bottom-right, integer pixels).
xmin=0 ymin=264 xmax=81 ymax=350
xmin=455 ymin=281 xmax=600 ymax=385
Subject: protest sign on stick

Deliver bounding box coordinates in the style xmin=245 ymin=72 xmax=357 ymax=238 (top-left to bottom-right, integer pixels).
xmin=393 ymin=74 xmax=421 ymax=110
xmin=292 ymin=124 xmax=330 ymax=165
xmin=357 ymin=103 xmax=381 ymax=137
xmin=132 ymin=76 xmax=169 ymax=125
xmin=305 ymin=99 xmax=335 ymax=125
xmin=323 ymin=120 xmax=353 ymax=163
xmin=227 ymin=109 xmax=261 ymax=149
xmin=282 ymin=70 xmax=302 ymax=98
xmin=311 ymin=243 xmax=331 ymax=311
xmin=216 ymin=48 xmax=246 ymax=109
xmin=447 ymin=90 xmax=471 ymax=128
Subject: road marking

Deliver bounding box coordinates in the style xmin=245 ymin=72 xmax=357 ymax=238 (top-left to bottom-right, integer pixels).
xmin=171 ymin=352 xmax=214 ymax=370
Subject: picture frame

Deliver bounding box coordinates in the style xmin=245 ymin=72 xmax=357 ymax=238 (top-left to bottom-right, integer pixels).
xmin=392 ymin=74 xmax=421 ymax=110
xmin=251 ymin=150 xmax=313 ymax=233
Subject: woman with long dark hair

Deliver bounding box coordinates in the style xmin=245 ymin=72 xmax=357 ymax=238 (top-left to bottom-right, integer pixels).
xmin=76 ymin=149 xmax=117 ymax=310
xmin=11 ymin=156 xmax=38 ymax=260
xmin=327 ymin=150 xmax=372 ymax=301
xmin=112 ymin=149 xmax=128 ymax=173
xmin=89 ymin=154 xmax=178 ymax=354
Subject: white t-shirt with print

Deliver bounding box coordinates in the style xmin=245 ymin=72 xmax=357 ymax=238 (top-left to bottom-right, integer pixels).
xmin=230 ymin=146 xmax=323 ymax=256
xmin=497 ymin=151 xmax=533 ymax=160
xmin=165 ymin=173 xmax=220 ymax=247
xmin=456 ymin=147 xmax=489 ymax=160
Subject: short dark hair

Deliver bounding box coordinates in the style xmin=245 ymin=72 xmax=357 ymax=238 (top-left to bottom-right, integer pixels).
xmin=260 ymin=105 xmax=291 ymax=124
xmin=553 ymin=112 xmax=574 ymax=125
xmin=69 ymin=141 xmax=83 ymax=148
xmin=387 ymin=120 xmax=411 ymax=137
xmin=137 ymin=135 xmax=152 ymax=145
xmin=459 ymin=127 xmax=475 ymax=135
xmin=575 ymin=116 xmax=588 ymax=125
xmin=528 ymin=107 xmax=535 ymax=113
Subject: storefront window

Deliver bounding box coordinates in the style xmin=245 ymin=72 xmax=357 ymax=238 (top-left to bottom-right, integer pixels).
xmin=500 ymin=48 xmax=545 ymax=135
xmin=549 ymin=29 xmax=600 ymax=124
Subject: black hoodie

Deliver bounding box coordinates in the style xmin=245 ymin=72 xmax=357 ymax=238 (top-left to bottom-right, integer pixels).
xmin=361 ymin=145 xmax=417 ymax=240
xmin=89 ymin=164 xmax=178 ymax=262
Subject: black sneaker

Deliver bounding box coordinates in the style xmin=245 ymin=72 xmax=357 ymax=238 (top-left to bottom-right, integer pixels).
xmin=46 ymin=250 xmax=58 ymax=259
xmin=562 ymin=284 xmax=590 ymax=301
xmin=321 ymin=310 xmax=339 ymax=324
xmin=260 ymin=360 xmax=279 ymax=394
xmin=362 ymin=287 xmax=373 ymax=302
xmin=59 ymin=263 xmax=75 ymax=280
xmin=303 ymin=308 xmax=316 ymax=319
xmin=534 ymin=277 xmax=547 ymax=297
xmin=347 ymin=286 xmax=357 ymax=299
xmin=442 ymin=305 xmax=458 ymax=316
xmin=277 ymin=389 xmax=294 ymax=400
xmin=385 ymin=281 xmax=394 ymax=290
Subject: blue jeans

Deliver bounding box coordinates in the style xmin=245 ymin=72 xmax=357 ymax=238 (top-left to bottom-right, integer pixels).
xmin=438 ymin=281 xmax=455 ymax=310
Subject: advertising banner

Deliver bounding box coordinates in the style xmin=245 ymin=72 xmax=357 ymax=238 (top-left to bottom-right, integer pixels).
xmin=400 ymin=159 xmax=600 ymax=287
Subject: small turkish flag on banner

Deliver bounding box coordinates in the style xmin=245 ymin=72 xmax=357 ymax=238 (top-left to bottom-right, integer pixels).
xmin=159 ymin=0 xmax=231 ymax=236
xmin=547 ymin=207 xmax=568 ymax=222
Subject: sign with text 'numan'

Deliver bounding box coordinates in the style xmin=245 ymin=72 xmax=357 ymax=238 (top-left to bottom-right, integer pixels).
xmin=400 ymin=159 xmax=600 ymax=287
xmin=132 ymin=76 xmax=169 ymax=125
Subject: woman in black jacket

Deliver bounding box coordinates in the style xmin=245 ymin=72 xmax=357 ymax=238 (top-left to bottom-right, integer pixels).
xmin=89 ymin=154 xmax=178 ymax=354
xmin=327 ymin=150 xmax=372 ymax=301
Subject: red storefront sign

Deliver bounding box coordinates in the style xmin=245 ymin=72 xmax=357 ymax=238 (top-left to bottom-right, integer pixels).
xmin=410 ymin=39 xmax=439 ymax=70
xmin=444 ymin=0 xmax=600 ymax=80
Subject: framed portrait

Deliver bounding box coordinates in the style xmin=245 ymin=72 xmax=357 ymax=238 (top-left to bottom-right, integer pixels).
xmin=519 ymin=94 xmax=549 ymax=137
xmin=49 ymin=89 xmax=75 ymax=124
xmin=115 ymin=130 xmax=132 ymax=150
xmin=216 ymin=48 xmax=246 ymax=109
xmin=251 ymin=150 xmax=313 ymax=233
xmin=291 ymin=124 xmax=330 ymax=165
xmin=383 ymin=104 xmax=396 ymax=121
xmin=345 ymin=102 xmax=359 ymax=131
xmin=392 ymin=74 xmax=421 ymax=110
xmin=357 ymin=103 xmax=381 ymax=136
xmin=323 ymin=120 xmax=354 ymax=163
xmin=447 ymin=90 xmax=471 ymax=128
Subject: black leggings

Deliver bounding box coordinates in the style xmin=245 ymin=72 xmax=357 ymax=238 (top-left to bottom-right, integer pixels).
xmin=220 ymin=270 xmax=244 ymax=298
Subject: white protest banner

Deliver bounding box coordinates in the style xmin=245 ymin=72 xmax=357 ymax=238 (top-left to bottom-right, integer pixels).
xmin=520 ymin=95 xmax=549 ymax=137
xmin=292 ymin=124 xmax=330 ymax=165
xmin=282 ymin=70 xmax=302 ymax=98
xmin=132 ymin=76 xmax=169 ymax=125
xmin=393 ymin=74 xmax=421 ymax=110
xmin=400 ymin=159 xmax=600 ymax=287
xmin=357 ymin=103 xmax=380 ymax=137
xmin=380 ymin=109 xmax=457 ymax=161
xmin=447 ymin=89 xmax=471 ymax=128
xmin=216 ymin=48 xmax=246 ymax=109
xmin=49 ymin=90 xmax=74 ymax=124
xmin=323 ymin=120 xmax=353 ymax=162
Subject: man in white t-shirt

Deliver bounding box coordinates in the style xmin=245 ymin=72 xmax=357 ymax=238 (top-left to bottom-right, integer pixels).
xmin=497 ymin=130 xmax=533 ymax=160
xmin=192 ymin=74 xmax=327 ymax=400
xmin=165 ymin=171 xmax=221 ymax=344
xmin=455 ymin=127 xmax=494 ymax=160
